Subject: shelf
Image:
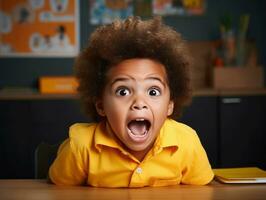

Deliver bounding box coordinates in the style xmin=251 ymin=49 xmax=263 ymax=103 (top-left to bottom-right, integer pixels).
xmin=1 ymin=88 xmax=266 ymax=100
xmin=0 ymin=89 xmax=78 ymax=100
xmin=193 ymin=88 xmax=266 ymax=96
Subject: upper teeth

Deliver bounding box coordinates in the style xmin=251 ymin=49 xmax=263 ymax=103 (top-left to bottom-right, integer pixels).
xmin=135 ymin=118 xmax=145 ymax=121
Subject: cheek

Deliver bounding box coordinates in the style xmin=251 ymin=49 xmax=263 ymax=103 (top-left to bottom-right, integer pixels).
xmin=152 ymin=98 xmax=171 ymax=113
xmin=104 ymin=99 xmax=125 ymax=120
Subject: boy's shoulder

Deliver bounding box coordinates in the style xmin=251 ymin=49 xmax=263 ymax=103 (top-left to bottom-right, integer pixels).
xmin=70 ymin=122 xmax=98 ymax=133
xmin=165 ymin=119 xmax=197 ymax=137
xmin=68 ymin=123 xmax=98 ymax=145
xmin=163 ymin=119 xmax=200 ymax=147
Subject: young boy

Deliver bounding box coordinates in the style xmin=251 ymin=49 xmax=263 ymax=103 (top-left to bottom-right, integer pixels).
xmin=49 ymin=17 xmax=214 ymax=187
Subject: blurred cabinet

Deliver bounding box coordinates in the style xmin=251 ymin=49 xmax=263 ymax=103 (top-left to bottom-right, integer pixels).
xmin=180 ymin=97 xmax=219 ymax=168
xmin=0 ymin=99 xmax=87 ymax=178
xmin=0 ymin=101 xmax=32 ymax=178
xmin=1 ymin=94 xmax=266 ymax=178
xmin=30 ymin=100 xmax=87 ymax=145
xmin=219 ymin=96 xmax=266 ymax=169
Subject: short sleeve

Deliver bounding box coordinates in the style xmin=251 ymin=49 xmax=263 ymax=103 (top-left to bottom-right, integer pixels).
xmin=48 ymin=138 xmax=88 ymax=185
xmin=181 ymin=132 xmax=214 ymax=185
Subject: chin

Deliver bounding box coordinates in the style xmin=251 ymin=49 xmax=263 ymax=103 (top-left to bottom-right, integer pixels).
xmin=127 ymin=142 xmax=151 ymax=152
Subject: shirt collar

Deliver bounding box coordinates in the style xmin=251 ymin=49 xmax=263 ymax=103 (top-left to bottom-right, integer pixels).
xmin=94 ymin=121 xmax=140 ymax=162
xmin=94 ymin=118 xmax=179 ymax=156
xmin=94 ymin=121 xmax=122 ymax=152
xmin=152 ymin=118 xmax=179 ymax=155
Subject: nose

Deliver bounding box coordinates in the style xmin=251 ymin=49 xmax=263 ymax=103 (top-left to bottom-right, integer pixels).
xmin=131 ymin=95 xmax=148 ymax=110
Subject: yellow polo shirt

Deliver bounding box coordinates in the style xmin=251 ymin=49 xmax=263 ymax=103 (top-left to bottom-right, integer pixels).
xmin=49 ymin=119 xmax=214 ymax=187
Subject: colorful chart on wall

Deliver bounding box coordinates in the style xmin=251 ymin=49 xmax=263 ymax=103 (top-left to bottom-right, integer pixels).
xmin=0 ymin=0 xmax=79 ymax=57
xmin=90 ymin=0 xmax=133 ymax=25
xmin=89 ymin=0 xmax=206 ymax=25
xmin=153 ymin=0 xmax=206 ymax=16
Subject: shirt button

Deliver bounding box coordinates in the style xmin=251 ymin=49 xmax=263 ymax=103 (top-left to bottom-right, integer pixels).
xmin=136 ymin=167 xmax=142 ymax=174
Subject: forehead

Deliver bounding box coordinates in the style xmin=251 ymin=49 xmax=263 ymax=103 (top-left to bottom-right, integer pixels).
xmin=106 ymin=58 xmax=168 ymax=81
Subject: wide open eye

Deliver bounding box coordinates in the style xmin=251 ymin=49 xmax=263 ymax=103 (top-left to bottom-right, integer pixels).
xmin=148 ymin=88 xmax=161 ymax=96
xmin=116 ymin=88 xmax=130 ymax=96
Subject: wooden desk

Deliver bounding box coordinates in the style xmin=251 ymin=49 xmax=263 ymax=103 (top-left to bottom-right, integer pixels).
xmin=0 ymin=180 xmax=265 ymax=200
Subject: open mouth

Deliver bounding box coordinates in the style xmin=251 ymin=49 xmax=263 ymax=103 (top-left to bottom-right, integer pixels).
xmin=127 ymin=119 xmax=151 ymax=140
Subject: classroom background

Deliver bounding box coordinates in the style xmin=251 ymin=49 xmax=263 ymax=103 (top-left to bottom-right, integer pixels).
xmin=0 ymin=0 xmax=266 ymax=179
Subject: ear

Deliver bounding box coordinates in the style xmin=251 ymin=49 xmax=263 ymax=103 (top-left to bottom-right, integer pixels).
xmin=95 ymin=99 xmax=105 ymax=117
xmin=167 ymin=100 xmax=174 ymax=116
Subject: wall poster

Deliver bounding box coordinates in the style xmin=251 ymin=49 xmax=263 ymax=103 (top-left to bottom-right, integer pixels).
xmin=0 ymin=0 xmax=80 ymax=57
xmin=90 ymin=0 xmax=133 ymax=25
xmin=89 ymin=0 xmax=206 ymax=25
xmin=153 ymin=0 xmax=206 ymax=16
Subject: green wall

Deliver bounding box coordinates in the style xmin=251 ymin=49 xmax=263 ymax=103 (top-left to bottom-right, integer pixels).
xmin=0 ymin=0 xmax=265 ymax=88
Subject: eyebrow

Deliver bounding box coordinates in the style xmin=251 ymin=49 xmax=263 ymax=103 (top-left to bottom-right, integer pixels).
xmin=110 ymin=76 xmax=167 ymax=88
xmin=110 ymin=77 xmax=130 ymax=87
xmin=146 ymin=76 xmax=167 ymax=88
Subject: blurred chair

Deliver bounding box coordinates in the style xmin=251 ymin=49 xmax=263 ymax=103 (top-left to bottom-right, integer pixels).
xmin=34 ymin=142 xmax=59 ymax=179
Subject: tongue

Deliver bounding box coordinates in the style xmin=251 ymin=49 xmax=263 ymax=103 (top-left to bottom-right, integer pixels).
xmin=128 ymin=121 xmax=148 ymax=135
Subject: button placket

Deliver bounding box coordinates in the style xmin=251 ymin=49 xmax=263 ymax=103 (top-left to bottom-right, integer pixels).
xmin=136 ymin=167 xmax=143 ymax=174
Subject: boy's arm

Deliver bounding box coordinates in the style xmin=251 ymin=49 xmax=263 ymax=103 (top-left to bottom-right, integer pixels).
xmin=48 ymin=138 xmax=88 ymax=185
xmin=181 ymin=132 xmax=214 ymax=185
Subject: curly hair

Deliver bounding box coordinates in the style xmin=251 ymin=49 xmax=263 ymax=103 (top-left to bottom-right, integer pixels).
xmin=75 ymin=16 xmax=191 ymax=122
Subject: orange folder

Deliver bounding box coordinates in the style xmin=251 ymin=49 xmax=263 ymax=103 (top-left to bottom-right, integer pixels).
xmin=39 ymin=76 xmax=78 ymax=94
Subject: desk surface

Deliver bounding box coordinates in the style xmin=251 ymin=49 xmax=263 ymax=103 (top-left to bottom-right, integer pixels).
xmin=0 ymin=180 xmax=266 ymax=200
